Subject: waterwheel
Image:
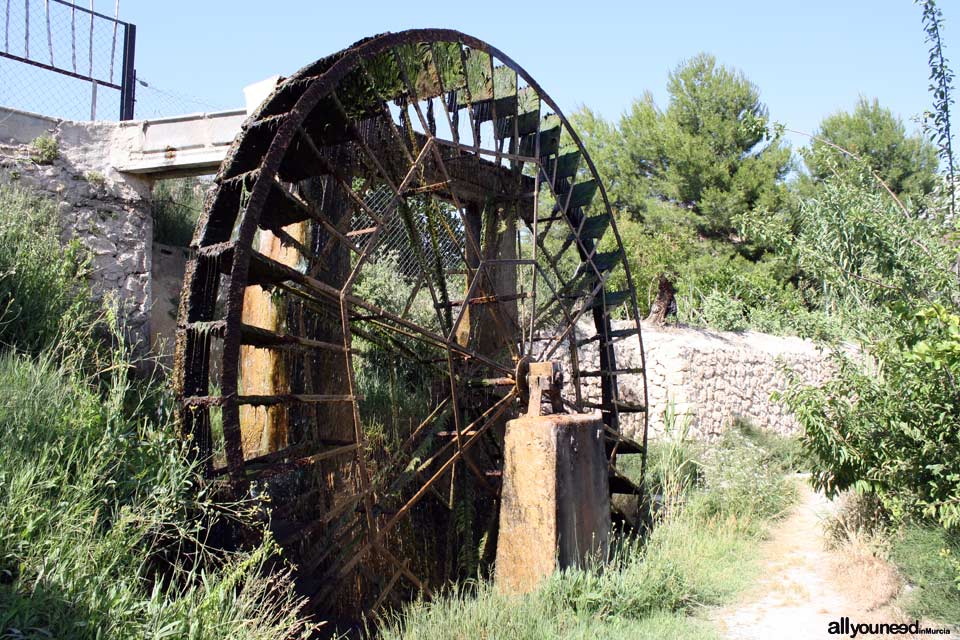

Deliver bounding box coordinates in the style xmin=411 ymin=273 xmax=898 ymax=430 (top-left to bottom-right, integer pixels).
xmin=174 ymin=29 xmax=649 ymax=622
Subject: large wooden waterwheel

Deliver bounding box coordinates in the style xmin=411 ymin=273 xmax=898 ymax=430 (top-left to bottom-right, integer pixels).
xmin=174 ymin=29 xmax=649 ymax=622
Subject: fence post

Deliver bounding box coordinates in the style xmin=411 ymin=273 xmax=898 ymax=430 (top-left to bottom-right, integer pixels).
xmin=119 ymin=22 xmax=136 ymax=120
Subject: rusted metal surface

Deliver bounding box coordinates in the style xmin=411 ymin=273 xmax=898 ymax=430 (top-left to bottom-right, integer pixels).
xmin=525 ymin=361 xmax=563 ymax=417
xmin=173 ymin=29 xmax=650 ymax=624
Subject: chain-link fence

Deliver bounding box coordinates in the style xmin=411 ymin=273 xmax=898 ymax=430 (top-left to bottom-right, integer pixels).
xmin=351 ymin=187 xmax=465 ymax=277
xmin=1 ymin=1 xmax=237 ymax=122
xmin=1 ymin=0 xmax=134 ymax=121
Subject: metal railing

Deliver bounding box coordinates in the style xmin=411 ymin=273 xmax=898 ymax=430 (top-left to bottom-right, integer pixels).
xmin=1 ymin=0 xmax=135 ymax=120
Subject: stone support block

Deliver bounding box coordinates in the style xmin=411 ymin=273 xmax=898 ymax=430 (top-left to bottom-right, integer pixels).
xmin=496 ymin=412 xmax=610 ymax=594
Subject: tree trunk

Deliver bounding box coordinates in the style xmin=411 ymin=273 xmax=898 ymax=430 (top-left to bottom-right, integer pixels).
xmin=646 ymin=274 xmax=677 ymax=326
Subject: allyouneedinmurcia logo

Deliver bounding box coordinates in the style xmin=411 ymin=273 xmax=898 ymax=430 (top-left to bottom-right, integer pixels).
xmin=827 ymin=617 xmax=951 ymax=637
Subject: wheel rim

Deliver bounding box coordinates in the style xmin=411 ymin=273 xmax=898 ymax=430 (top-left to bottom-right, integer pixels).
xmin=174 ymin=29 xmax=650 ymax=619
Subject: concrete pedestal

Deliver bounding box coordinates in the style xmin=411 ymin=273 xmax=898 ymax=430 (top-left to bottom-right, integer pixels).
xmin=495 ymin=412 xmax=611 ymax=594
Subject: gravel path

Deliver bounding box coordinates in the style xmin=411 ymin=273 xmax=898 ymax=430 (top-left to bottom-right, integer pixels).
xmin=713 ymin=481 xmax=906 ymax=640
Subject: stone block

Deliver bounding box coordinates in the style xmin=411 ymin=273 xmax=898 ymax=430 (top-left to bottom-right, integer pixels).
xmin=496 ymin=412 xmax=610 ymax=594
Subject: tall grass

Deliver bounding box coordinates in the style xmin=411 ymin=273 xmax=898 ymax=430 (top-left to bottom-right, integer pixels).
xmin=380 ymin=416 xmax=798 ymax=639
xmin=0 ymin=185 xmax=94 ymax=354
xmin=0 ymin=186 xmax=313 ymax=639
xmin=153 ymin=178 xmax=206 ymax=247
xmin=0 ymin=338 xmax=315 ymax=638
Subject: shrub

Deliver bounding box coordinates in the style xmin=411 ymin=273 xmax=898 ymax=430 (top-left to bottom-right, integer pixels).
xmin=84 ymin=170 xmax=106 ymax=188
xmin=352 ymin=251 xmax=436 ymax=329
xmin=30 ymin=135 xmax=59 ymax=164
xmin=691 ymin=288 xmax=748 ymax=331
xmin=609 ymin=203 xmax=840 ymax=339
xmin=780 ymin=304 xmax=960 ymax=530
xmin=821 ymin=491 xmax=888 ymax=549
xmin=601 ymin=205 xmax=699 ymax=316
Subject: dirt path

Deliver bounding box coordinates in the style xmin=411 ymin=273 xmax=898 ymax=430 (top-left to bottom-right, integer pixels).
xmin=713 ymin=479 xmax=905 ymax=640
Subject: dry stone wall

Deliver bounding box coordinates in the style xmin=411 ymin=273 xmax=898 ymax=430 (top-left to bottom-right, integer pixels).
xmin=0 ymin=110 xmax=153 ymax=349
xmin=573 ymin=320 xmax=838 ymax=442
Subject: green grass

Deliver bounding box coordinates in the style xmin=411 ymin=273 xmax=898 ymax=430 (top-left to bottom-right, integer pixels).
xmin=379 ymin=420 xmax=798 ymax=639
xmin=0 ymin=345 xmax=314 ymax=639
xmin=152 ymin=178 xmax=205 ymax=247
xmin=890 ymin=525 xmax=960 ymax=626
xmin=0 ymin=186 xmax=313 ymax=639
xmin=0 ymin=184 xmax=94 ymax=354
xmin=730 ymin=419 xmax=807 ymax=474
xmin=379 ymin=580 xmax=724 ymax=640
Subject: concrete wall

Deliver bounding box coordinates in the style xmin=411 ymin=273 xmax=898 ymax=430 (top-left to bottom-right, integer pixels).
xmin=575 ymin=320 xmax=838 ymax=442
xmin=0 ymin=108 xmax=154 ymax=348
xmin=151 ymin=243 xmax=190 ymax=359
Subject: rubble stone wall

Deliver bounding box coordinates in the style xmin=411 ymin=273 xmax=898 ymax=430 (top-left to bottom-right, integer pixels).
xmin=576 ymin=321 xmax=838 ymax=442
xmin=0 ymin=109 xmax=154 ymax=349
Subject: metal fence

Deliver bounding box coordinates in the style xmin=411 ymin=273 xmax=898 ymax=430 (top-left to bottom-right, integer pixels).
xmin=350 ymin=187 xmax=466 ymax=277
xmin=1 ymin=0 xmax=134 ymax=121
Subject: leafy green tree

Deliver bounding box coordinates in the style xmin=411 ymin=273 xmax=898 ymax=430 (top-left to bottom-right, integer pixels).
xmin=762 ymin=157 xmax=960 ymax=530
xmin=803 ymin=97 xmax=939 ymax=207
xmin=609 ymin=53 xmax=792 ymax=238
xmin=781 ymin=303 xmax=960 ymax=529
xmin=567 ymin=106 xmax=619 ymax=189
xmin=578 ymin=55 xmax=799 ymax=324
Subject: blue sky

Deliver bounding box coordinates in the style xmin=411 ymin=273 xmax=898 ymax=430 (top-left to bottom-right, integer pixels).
xmin=119 ymin=0 xmax=951 ymax=151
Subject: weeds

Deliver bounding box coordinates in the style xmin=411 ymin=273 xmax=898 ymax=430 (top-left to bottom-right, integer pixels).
xmin=731 ymin=419 xmax=807 ymax=474
xmin=380 ymin=577 xmax=724 ymax=640
xmin=822 ymin=491 xmax=889 ymax=549
xmin=620 ymin=402 xmax=702 ymax=522
xmin=0 ymin=335 xmax=314 ymax=638
xmin=0 ymin=326 xmax=317 ymax=638
xmin=0 ymin=187 xmax=313 ymax=638
xmin=84 ymin=170 xmax=106 ymax=188
xmin=890 ymin=526 xmax=960 ymax=626
xmin=29 ymin=135 xmax=59 ymax=164
xmin=694 ymin=424 xmax=798 ymax=524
